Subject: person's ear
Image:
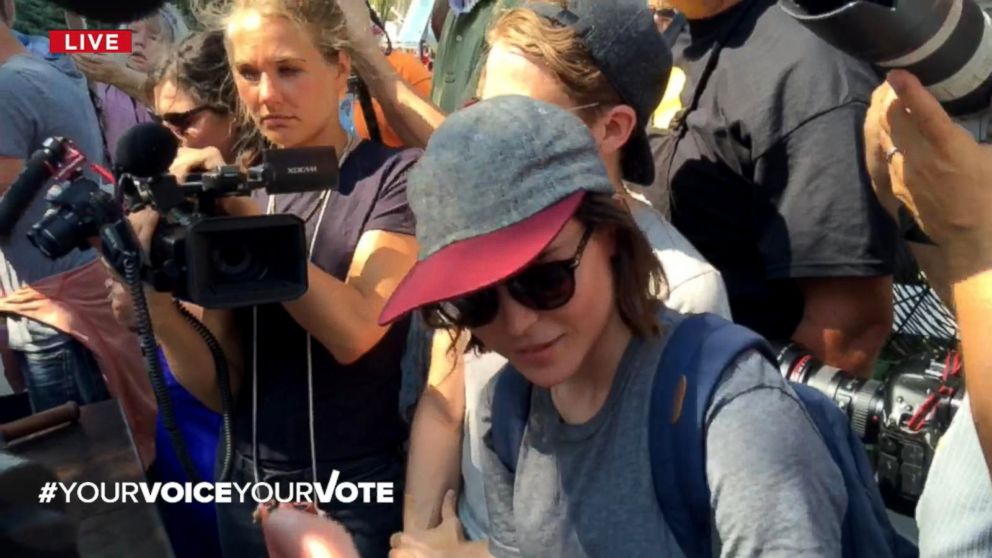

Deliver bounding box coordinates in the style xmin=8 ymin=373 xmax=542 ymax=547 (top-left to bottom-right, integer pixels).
xmin=334 ymin=50 xmax=353 ymax=89
xmin=590 ymin=104 xmax=637 ymax=158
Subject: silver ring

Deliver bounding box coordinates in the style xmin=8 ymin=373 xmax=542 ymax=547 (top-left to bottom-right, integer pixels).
xmin=885 ymin=145 xmax=901 ymax=163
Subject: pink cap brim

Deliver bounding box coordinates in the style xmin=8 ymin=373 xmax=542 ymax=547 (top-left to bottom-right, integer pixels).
xmin=378 ymin=191 xmax=585 ymax=325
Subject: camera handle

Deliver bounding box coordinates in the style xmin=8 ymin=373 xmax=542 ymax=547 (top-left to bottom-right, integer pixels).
xmin=99 ymin=218 xmax=203 ymax=483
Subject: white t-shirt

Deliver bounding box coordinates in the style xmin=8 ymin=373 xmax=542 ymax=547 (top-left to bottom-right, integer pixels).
xmin=458 ymin=199 xmax=731 ymax=539
xmin=916 ymin=395 xmax=992 ymax=555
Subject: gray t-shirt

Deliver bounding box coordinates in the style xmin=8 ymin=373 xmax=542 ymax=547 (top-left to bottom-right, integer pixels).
xmin=479 ymin=311 xmax=847 ymax=557
xmin=458 ymin=203 xmax=732 ymax=540
xmin=0 ymin=54 xmax=104 ymax=351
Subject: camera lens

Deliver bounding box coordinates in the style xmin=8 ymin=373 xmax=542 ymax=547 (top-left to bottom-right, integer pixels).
xmin=779 ymin=345 xmax=885 ymax=443
xmin=210 ymin=243 xmax=264 ymax=281
xmin=28 ymin=209 xmax=82 ymax=259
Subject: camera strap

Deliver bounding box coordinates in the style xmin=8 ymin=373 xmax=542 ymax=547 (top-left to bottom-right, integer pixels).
xmin=657 ymin=1 xmax=759 ymax=187
xmin=251 ymin=135 xmax=360 ymax=486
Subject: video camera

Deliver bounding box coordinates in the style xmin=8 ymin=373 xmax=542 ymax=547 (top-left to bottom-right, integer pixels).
xmin=0 ymin=123 xmax=342 ymax=482
xmin=22 ymin=122 xmax=340 ymax=308
xmin=775 ymin=343 xmax=964 ymax=513
xmin=112 ymin=123 xmax=340 ymax=308
xmin=779 ymin=0 xmax=992 ymax=142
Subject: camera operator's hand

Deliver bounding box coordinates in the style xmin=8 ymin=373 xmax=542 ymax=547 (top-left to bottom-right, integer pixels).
xmin=128 ymin=206 xmax=159 ymax=255
xmin=865 ymin=83 xmax=902 ymax=220
xmin=169 ymin=146 xmax=227 ymax=183
xmin=104 ymin=208 xmax=173 ymax=331
xmin=867 ymin=69 xmax=992 ymax=279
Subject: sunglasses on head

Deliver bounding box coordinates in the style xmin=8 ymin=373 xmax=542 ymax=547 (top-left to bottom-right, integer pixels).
xmin=154 ymin=105 xmax=227 ymax=134
xmin=424 ymin=226 xmax=594 ymax=329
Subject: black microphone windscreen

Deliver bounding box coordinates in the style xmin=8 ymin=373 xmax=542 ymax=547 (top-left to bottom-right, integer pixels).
xmin=46 ymin=0 xmax=167 ymax=23
xmin=114 ymin=123 xmax=179 ymax=178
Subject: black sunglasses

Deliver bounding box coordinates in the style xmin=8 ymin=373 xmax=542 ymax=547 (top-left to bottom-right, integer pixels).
xmin=154 ymin=105 xmax=227 ymax=134
xmin=424 ymin=226 xmax=594 ymax=329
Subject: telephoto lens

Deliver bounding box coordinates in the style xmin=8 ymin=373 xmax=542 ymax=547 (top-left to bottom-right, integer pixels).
xmin=775 ymin=343 xmax=887 ymax=443
xmin=780 ymin=0 xmax=992 ymax=116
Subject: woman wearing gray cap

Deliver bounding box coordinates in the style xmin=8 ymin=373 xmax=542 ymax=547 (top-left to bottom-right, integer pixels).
xmin=379 ymin=95 xmax=846 ymax=558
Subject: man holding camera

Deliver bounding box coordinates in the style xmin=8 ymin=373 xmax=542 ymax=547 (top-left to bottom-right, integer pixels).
xmin=0 ymin=0 xmax=155 ymax=465
xmin=658 ymin=0 xmax=896 ymax=378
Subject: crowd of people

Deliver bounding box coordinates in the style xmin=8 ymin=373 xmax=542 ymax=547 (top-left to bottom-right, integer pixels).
xmin=2 ymin=0 xmax=992 ymax=557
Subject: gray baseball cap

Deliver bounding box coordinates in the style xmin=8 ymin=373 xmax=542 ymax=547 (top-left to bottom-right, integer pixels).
xmin=530 ymin=0 xmax=672 ymax=185
xmin=379 ymin=95 xmax=615 ymax=325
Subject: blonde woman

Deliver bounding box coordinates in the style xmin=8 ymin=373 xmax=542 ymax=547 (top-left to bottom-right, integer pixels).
xmin=110 ymin=1 xmax=420 ymax=555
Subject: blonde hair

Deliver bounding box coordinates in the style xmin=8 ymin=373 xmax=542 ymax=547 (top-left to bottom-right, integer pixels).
xmin=487 ymin=4 xmax=623 ymax=121
xmin=192 ymin=0 xmax=351 ymax=163
xmin=119 ymin=3 xmax=190 ymax=44
xmin=194 ymin=0 xmax=349 ymax=62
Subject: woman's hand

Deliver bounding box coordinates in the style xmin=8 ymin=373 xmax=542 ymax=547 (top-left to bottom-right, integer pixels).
xmin=72 ymin=53 xmax=130 ymax=84
xmin=104 ymin=208 xmax=173 ymax=330
xmin=170 ymin=146 xmax=227 ymax=182
xmin=389 ymin=491 xmax=471 ymax=558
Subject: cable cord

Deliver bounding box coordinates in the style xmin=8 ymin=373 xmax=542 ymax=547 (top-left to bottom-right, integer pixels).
xmin=123 ymin=254 xmax=201 ymax=483
xmin=174 ymin=299 xmax=236 ymax=483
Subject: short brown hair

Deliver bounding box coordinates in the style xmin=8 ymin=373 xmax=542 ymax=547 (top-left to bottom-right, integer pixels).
xmin=148 ymin=30 xmax=268 ymax=164
xmin=427 ymin=193 xmax=667 ymax=354
xmin=486 ymin=4 xmax=623 ymax=122
xmin=575 ymin=192 xmax=666 ymax=338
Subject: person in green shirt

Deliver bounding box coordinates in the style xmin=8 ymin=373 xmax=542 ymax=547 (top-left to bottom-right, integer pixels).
xmin=430 ymin=0 xmax=521 ymax=113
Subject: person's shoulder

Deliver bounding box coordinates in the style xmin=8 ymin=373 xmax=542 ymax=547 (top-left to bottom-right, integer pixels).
xmin=706 ymin=347 xmax=796 ymax=421
xmin=350 ymin=142 xmax=421 ymax=180
xmin=479 ymin=358 xmax=518 ymax=420
xmin=750 ymin=2 xmax=878 ymax=100
xmin=628 ymin=197 xmax=724 ymax=287
xmin=629 ymin=197 xmax=706 ymax=262
xmin=2 ymin=53 xmax=82 ymax=86
xmin=713 ymin=2 xmax=879 ymax=150
xmin=0 ymin=55 xmax=49 ymax=91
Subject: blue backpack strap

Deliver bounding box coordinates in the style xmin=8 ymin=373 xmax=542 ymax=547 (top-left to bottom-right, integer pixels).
xmin=649 ymin=313 xmax=776 ymax=557
xmin=491 ymin=367 xmax=533 ymax=473
xmin=790 ymin=385 xmax=919 ymax=558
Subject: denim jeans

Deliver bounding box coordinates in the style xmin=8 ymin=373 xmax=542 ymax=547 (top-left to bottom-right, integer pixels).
xmin=17 ymin=336 xmax=109 ymax=412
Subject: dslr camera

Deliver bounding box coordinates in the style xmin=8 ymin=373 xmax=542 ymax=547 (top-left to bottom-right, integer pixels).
xmin=776 ymin=343 xmax=964 ymax=513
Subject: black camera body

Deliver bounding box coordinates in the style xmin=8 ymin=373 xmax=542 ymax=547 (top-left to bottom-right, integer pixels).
xmin=115 ymin=145 xmax=340 ymax=309
xmin=29 ymin=177 xmax=120 ymax=258
xmin=21 ymin=122 xmax=342 ymax=309
xmin=776 ymin=345 xmax=963 ymax=513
